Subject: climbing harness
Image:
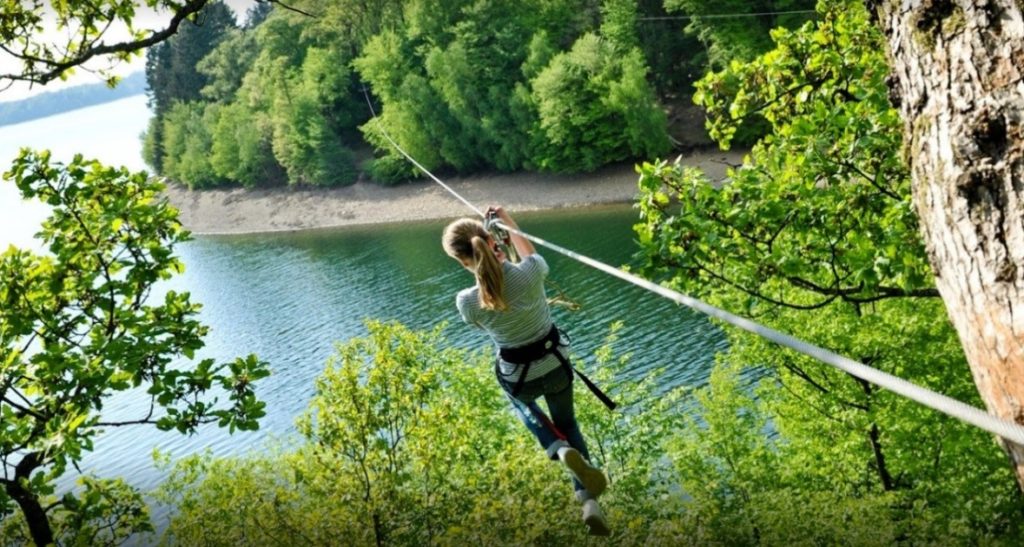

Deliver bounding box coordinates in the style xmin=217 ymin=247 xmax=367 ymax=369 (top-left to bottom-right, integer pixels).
xmin=360 ymin=84 xmax=1024 ymax=447
xmin=497 ymin=324 xmax=617 ymax=411
xmin=486 ymin=206 xmax=609 ymax=413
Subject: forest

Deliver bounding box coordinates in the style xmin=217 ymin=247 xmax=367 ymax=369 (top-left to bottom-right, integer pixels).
xmin=2 ymin=0 xmax=1024 ymax=545
xmin=141 ymin=0 xmax=815 ymax=188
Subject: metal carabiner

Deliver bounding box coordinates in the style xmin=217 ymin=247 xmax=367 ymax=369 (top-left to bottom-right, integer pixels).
xmin=484 ymin=209 xmax=519 ymax=263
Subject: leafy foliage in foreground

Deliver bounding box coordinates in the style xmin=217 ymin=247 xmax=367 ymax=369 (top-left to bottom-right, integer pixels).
xmin=637 ymin=0 xmax=933 ymax=314
xmin=630 ymin=0 xmax=1023 ymax=542
xmin=0 ymin=150 xmax=269 ymax=546
xmin=157 ymin=321 xmax=1022 ymax=545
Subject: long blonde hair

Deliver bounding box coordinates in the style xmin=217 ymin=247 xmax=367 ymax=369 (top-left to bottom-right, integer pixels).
xmin=442 ymin=218 xmax=507 ymax=311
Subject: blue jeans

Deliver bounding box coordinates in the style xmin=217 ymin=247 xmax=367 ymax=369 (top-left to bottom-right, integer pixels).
xmin=504 ymin=365 xmax=592 ymax=493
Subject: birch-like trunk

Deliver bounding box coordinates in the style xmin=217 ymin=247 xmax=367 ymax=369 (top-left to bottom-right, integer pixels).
xmin=869 ymin=0 xmax=1024 ymax=488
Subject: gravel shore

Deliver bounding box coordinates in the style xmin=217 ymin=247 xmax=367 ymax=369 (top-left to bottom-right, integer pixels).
xmin=162 ymin=149 xmax=745 ymax=235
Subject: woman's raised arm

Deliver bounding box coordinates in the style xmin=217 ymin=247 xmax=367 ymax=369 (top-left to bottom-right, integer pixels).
xmin=490 ymin=206 xmax=535 ymax=258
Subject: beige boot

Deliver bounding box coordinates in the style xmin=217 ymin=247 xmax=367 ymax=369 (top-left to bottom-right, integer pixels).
xmin=582 ymin=499 xmax=611 ymax=536
xmin=558 ymin=447 xmax=607 ymax=498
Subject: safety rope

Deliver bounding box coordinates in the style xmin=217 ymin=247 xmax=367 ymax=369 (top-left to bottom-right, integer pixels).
xmin=360 ymin=86 xmax=1024 ymax=447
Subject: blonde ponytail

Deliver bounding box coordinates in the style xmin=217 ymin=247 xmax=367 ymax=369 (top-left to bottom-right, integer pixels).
xmin=471 ymin=236 xmax=507 ymax=311
xmin=442 ymin=218 xmax=507 ymax=311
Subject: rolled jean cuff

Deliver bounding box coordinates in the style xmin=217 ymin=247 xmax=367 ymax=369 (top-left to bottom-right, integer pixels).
xmin=546 ymin=439 xmax=570 ymax=460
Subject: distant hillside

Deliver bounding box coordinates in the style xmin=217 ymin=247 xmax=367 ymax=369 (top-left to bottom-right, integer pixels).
xmin=0 ymin=72 xmax=147 ymax=127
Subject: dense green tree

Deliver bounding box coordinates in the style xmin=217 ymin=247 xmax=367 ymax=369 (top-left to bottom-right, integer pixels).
xmin=156 ymin=321 xmax=679 ymax=545
xmin=144 ymin=1 xmax=237 ymax=172
xmin=134 ymin=0 xmax=797 ymax=187
xmin=269 ymin=45 xmax=360 ymax=186
xmin=600 ymin=0 xmax=639 ymax=51
xmin=148 ymin=4 xmax=364 ymax=188
xmin=145 ymin=1 xmax=238 ymax=114
xmin=193 ymin=15 xmax=300 ymax=187
xmin=209 ymin=102 xmax=284 ymax=187
xmin=356 ymin=0 xmax=519 ymax=178
xmin=301 ymin=0 xmax=406 ymax=55
xmin=0 ymin=151 xmax=268 ymax=545
xmin=421 ymin=0 xmax=553 ymax=171
xmin=633 ymin=0 xmax=1022 ymax=531
xmin=631 ymin=0 xmax=705 ymax=100
xmin=530 ymin=33 xmax=670 ymax=172
xmin=355 ymin=0 xmax=669 ymax=180
xmin=670 ymin=334 xmax=1020 ymax=544
xmin=638 ymin=0 xmax=929 ymax=315
xmin=355 ymin=29 xmax=455 ymax=181
xmin=127 ymin=0 xmax=834 ymax=188
xmin=658 ymin=0 xmax=817 ymax=145
xmin=665 ymin=0 xmax=817 ymax=70
xmin=160 ymin=101 xmax=226 ymax=189
xmin=196 ymin=29 xmax=259 ymax=104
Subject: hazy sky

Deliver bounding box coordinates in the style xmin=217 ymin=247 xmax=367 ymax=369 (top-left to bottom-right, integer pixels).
xmin=1 ymin=0 xmax=256 ymax=101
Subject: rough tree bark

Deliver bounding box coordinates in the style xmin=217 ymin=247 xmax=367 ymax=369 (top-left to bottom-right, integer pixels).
xmin=868 ymin=0 xmax=1024 ymax=488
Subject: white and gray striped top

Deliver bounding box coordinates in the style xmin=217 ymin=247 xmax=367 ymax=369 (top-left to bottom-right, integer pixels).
xmin=456 ymin=254 xmax=565 ymax=383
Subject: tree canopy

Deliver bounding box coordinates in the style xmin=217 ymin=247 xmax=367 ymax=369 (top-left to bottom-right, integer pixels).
xmin=139 ymin=0 xmax=815 ymax=188
xmin=632 ymin=0 xmax=1022 ymax=540
xmin=0 ymin=150 xmax=269 ymax=545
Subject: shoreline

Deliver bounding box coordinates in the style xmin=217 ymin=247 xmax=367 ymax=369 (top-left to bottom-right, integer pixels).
xmin=161 ymin=149 xmax=745 ymax=236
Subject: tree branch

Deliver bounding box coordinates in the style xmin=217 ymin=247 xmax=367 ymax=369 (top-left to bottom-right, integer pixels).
xmin=785 ymin=275 xmax=940 ymax=302
xmin=257 ymin=0 xmax=318 ymax=18
xmin=684 ymin=257 xmax=838 ymax=310
xmin=841 ymin=159 xmax=902 ymax=201
xmin=1 ymin=0 xmax=211 ymax=86
xmin=96 ymin=396 xmax=156 ymax=427
xmin=727 ymin=76 xmax=830 ymax=125
xmin=2 ymin=396 xmax=47 ymax=420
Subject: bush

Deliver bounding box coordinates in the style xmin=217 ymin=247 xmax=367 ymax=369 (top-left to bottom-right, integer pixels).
xmin=156 ymin=319 xmax=1024 ymax=545
xmin=530 ymin=34 xmax=670 ymax=172
xmin=160 ymin=101 xmax=227 ymax=189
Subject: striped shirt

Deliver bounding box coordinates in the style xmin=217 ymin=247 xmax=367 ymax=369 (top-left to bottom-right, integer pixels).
xmin=456 ymin=254 xmax=565 ymax=382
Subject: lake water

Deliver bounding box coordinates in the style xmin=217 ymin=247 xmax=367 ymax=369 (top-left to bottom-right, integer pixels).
xmin=0 ymin=97 xmax=727 ymax=531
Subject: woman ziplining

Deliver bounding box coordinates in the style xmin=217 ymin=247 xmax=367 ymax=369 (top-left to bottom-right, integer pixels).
xmin=362 ymin=82 xmax=1024 ymax=492
xmin=442 ymin=206 xmax=613 ymax=537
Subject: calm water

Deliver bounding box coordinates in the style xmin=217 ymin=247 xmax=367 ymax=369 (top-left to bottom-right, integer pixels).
xmin=1 ymin=98 xmax=728 ymax=532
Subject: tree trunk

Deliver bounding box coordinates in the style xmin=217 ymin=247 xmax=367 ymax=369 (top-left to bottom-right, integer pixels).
xmin=868 ymin=0 xmax=1024 ymax=488
xmin=4 ymin=452 xmax=53 ymax=546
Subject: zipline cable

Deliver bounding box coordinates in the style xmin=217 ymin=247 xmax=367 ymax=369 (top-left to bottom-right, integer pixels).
xmin=361 ymin=87 xmax=484 ymax=218
xmin=359 ymin=86 xmax=1024 ymax=447
xmin=637 ymin=10 xmax=817 ymax=21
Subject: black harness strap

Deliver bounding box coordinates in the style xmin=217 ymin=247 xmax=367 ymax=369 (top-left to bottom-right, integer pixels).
xmin=498 ymin=325 xmax=617 ymax=411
